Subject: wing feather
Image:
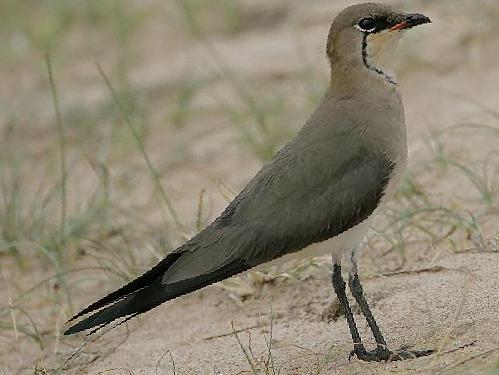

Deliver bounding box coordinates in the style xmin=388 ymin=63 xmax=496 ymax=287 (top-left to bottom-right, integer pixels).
xmin=65 ymin=112 xmax=396 ymax=335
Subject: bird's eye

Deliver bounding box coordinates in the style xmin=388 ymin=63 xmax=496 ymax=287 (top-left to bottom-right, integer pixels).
xmin=357 ymin=17 xmax=376 ymax=32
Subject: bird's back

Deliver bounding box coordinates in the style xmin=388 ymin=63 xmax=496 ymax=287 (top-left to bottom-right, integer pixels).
xmin=161 ymin=86 xmax=406 ymax=284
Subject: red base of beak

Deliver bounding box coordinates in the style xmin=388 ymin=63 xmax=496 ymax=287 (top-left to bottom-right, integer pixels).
xmin=390 ymin=21 xmax=409 ymax=31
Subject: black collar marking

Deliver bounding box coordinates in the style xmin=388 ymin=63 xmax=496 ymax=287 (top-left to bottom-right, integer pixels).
xmin=361 ymin=34 xmax=397 ymax=85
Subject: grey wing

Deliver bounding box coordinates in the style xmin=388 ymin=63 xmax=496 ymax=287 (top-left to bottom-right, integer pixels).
xmin=162 ymin=133 xmax=394 ymax=283
xmin=64 ymin=127 xmax=395 ymax=335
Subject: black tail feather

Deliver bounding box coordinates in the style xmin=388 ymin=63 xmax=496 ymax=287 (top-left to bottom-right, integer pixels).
xmin=67 ymin=251 xmax=185 ymax=323
xmin=86 ymin=313 xmax=139 ymax=337
xmin=64 ymin=259 xmax=249 ymax=335
xmin=65 ymin=279 xmax=167 ymax=335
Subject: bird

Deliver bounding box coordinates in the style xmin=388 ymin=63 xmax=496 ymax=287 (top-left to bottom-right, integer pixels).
xmin=65 ymin=2 xmax=432 ymax=362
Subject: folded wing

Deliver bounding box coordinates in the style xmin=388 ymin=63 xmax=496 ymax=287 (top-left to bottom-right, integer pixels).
xmin=65 ymin=121 xmax=394 ymax=335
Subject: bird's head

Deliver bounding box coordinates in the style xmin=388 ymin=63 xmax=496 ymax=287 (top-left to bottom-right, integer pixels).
xmin=327 ymin=3 xmax=431 ymax=85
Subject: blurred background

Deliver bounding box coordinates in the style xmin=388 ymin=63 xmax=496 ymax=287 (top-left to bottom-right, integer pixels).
xmin=1 ymin=0 xmax=498 ymax=373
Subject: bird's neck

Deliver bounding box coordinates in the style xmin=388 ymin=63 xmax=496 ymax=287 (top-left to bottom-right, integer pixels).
xmin=329 ymin=31 xmax=402 ymax=90
xmin=328 ymin=62 xmax=398 ymax=95
xmin=361 ymin=33 xmax=399 ymax=85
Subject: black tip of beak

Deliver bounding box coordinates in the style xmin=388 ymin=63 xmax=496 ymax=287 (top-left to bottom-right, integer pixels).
xmin=405 ymin=13 xmax=432 ymax=28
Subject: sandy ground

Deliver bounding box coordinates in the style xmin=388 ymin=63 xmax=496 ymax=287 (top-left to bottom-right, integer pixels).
xmin=74 ymin=251 xmax=499 ymax=375
xmin=1 ymin=0 xmax=499 ymax=374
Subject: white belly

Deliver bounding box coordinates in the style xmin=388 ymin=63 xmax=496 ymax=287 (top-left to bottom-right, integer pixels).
xmin=253 ymin=218 xmax=371 ymax=273
xmin=255 ymin=160 xmax=406 ymax=274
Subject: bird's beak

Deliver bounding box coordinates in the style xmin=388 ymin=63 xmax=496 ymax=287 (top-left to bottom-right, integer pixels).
xmin=390 ymin=13 xmax=431 ymax=31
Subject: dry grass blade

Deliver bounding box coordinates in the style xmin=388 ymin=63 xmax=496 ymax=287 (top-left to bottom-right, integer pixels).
xmin=95 ymin=62 xmax=184 ymax=235
xmin=45 ymin=53 xmax=67 ymax=250
xmin=155 ymin=350 xmax=177 ymax=375
xmin=231 ymin=321 xmax=259 ymax=375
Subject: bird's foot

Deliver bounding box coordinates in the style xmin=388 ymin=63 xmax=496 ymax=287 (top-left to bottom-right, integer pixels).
xmin=349 ymin=345 xmax=434 ymax=362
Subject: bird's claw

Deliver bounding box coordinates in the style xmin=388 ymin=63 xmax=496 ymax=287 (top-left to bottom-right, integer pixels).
xmin=349 ymin=345 xmax=434 ymax=362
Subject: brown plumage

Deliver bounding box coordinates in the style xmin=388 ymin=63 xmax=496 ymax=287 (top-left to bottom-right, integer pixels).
xmin=65 ymin=2 xmax=432 ymax=363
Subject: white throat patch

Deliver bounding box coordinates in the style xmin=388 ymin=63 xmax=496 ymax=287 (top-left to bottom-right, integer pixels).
xmin=362 ymin=30 xmax=404 ymax=84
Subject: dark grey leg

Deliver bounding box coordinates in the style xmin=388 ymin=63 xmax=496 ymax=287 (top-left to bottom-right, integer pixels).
xmin=349 ymin=273 xmax=387 ymax=349
xmin=347 ymin=272 xmax=434 ymax=362
xmin=331 ymin=264 xmax=364 ymax=352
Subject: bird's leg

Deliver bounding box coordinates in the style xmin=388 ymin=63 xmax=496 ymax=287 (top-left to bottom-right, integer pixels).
xmin=331 ymin=264 xmax=365 ymax=354
xmin=349 ymin=273 xmax=387 ymax=349
xmin=348 ymin=272 xmax=434 ymax=362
